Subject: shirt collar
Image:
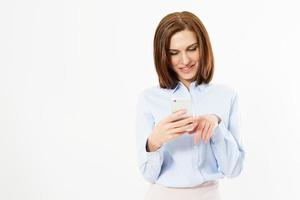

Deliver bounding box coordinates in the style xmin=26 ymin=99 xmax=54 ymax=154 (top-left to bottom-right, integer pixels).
xmin=172 ymin=81 xmax=207 ymax=93
xmin=172 ymin=81 xmax=196 ymax=93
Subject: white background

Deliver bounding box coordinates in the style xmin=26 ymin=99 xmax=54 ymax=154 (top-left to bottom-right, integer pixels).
xmin=1 ymin=0 xmax=299 ymax=199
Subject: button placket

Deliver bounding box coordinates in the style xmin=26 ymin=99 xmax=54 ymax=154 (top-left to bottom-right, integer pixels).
xmin=189 ymin=88 xmax=199 ymax=171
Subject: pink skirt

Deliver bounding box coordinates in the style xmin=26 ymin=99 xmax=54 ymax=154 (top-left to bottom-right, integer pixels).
xmin=145 ymin=181 xmax=221 ymax=200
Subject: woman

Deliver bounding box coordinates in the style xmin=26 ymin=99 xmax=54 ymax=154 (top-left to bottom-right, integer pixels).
xmin=136 ymin=11 xmax=245 ymax=200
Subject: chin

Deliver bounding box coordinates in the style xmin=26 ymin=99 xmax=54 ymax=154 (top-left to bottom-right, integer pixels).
xmin=179 ymin=73 xmax=196 ymax=81
xmin=176 ymin=66 xmax=198 ymax=81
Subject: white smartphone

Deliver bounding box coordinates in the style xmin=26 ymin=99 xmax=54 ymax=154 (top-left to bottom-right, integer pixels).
xmin=171 ymin=99 xmax=193 ymax=116
xmin=171 ymin=99 xmax=193 ymax=131
xmin=171 ymin=99 xmax=194 ymax=131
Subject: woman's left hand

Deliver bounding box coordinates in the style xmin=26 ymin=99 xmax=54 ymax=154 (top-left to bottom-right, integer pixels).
xmin=189 ymin=114 xmax=219 ymax=144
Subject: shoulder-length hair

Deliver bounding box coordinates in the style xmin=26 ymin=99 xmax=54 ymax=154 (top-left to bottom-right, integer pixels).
xmin=153 ymin=11 xmax=214 ymax=89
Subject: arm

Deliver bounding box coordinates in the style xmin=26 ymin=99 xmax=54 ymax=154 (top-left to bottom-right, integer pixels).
xmin=210 ymin=92 xmax=245 ymax=178
xmin=135 ymin=93 xmax=164 ymax=183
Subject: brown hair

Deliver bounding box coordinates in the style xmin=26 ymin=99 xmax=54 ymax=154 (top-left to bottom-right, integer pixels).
xmin=153 ymin=11 xmax=214 ymax=89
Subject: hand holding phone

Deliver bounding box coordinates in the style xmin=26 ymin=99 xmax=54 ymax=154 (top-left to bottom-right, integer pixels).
xmin=147 ymin=109 xmax=196 ymax=151
xmin=171 ymin=99 xmax=194 ymax=131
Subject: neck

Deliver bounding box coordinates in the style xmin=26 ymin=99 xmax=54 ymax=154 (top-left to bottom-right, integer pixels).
xmin=180 ymin=80 xmax=192 ymax=90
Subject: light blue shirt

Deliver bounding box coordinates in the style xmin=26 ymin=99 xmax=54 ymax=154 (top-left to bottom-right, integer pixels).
xmin=135 ymin=81 xmax=245 ymax=188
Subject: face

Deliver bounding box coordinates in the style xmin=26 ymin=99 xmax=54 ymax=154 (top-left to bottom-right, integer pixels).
xmin=168 ymin=29 xmax=200 ymax=86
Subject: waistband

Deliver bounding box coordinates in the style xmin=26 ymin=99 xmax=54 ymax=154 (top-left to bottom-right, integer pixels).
xmin=158 ymin=180 xmax=218 ymax=189
xmin=190 ymin=180 xmax=218 ymax=189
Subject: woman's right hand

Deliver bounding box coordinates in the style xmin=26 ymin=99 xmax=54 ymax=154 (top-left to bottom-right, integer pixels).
xmin=147 ymin=109 xmax=197 ymax=152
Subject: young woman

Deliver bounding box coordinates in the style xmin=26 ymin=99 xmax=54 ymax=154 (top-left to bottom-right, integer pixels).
xmin=136 ymin=11 xmax=245 ymax=200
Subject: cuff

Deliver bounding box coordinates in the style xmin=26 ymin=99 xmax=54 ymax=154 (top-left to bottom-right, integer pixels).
xmin=146 ymin=145 xmax=165 ymax=164
xmin=210 ymin=121 xmax=228 ymax=144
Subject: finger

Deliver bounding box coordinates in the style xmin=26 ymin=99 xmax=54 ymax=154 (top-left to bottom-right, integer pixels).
xmin=201 ymin=122 xmax=209 ymax=141
xmin=195 ymin=121 xmax=205 ymax=144
xmin=187 ymin=117 xmax=198 ymax=134
xmin=166 ymin=133 xmax=183 ymax=142
xmin=163 ymin=109 xmax=188 ymax=123
xmin=194 ymin=130 xmax=201 ymax=144
xmin=204 ymin=123 xmax=214 ymax=143
xmin=194 ymin=120 xmax=205 ymax=144
xmin=171 ymin=116 xmax=195 ymax=128
xmin=187 ymin=124 xmax=198 ymax=134
xmin=169 ymin=122 xmax=196 ymax=134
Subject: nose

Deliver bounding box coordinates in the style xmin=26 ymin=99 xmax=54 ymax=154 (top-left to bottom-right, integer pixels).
xmin=181 ymin=52 xmax=190 ymax=66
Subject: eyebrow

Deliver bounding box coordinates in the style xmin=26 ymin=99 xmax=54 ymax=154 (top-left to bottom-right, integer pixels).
xmin=168 ymin=43 xmax=198 ymax=51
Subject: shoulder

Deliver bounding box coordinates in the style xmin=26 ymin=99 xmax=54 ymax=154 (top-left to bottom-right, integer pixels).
xmin=138 ymin=85 xmax=158 ymax=100
xmin=137 ymin=86 xmax=162 ymax=107
xmin=136 ymin=85 xmax=169 ymax=112
xmin=138 ymin=85 xmax=170 ymax=101
xmin=207 ymin=83 xmax=238 ymax=99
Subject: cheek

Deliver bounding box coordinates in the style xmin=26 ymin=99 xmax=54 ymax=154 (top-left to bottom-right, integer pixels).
xmin=170 ymin=56 xmax=180 ymax=67
xmin=191 ymin=51 xmax=200 ymax=61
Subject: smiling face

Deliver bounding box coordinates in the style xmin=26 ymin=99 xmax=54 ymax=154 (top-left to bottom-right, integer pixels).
xmin=169 ymin=29 xmax=200 ymax=88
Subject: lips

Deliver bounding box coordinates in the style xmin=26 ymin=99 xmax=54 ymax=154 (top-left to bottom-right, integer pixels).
xmin=179 ymin=64 xmax=194 ymax=73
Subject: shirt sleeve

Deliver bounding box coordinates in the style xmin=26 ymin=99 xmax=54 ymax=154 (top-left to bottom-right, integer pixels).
xmin=135 ymin=92 xmax=165 ymax=183
xmin=210 ymin=91 xmax=245 ymax=178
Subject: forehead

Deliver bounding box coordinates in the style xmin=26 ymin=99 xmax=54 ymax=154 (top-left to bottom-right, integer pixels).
xmin=169 ymin=30 xmax=197 ymax=49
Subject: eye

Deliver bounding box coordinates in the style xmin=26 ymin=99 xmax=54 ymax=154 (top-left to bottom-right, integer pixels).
xmin=188 ymin=47 xmax=198 ymax=51
xmin=169 ymin=51 xmax=178 ymax=56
